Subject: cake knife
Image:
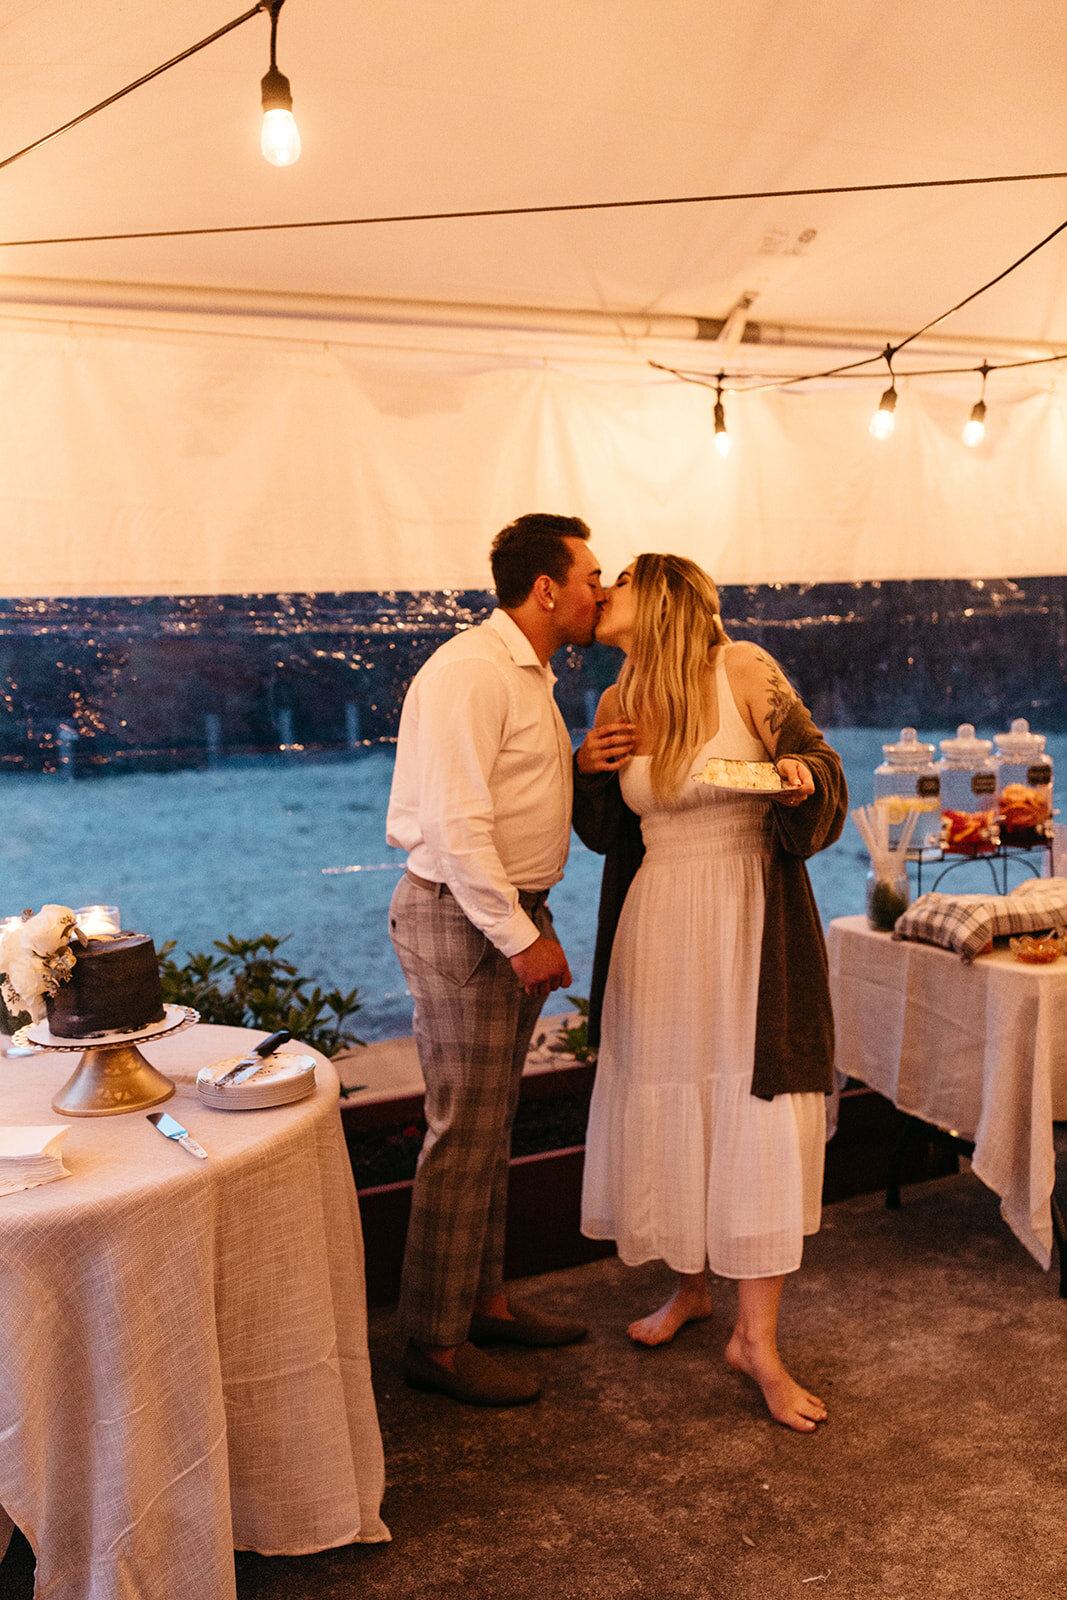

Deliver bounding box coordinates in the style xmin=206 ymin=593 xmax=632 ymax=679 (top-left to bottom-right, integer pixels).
xmin=147 ymin=1110 xmax=208 ymax=1160
xmin=214 ymin=1029 xmax=292 ymax=1087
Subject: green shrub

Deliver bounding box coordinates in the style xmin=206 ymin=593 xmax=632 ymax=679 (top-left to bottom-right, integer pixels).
xmin=159 ymin=933 xmax=364 ymax=1060
xmin=548 ymin=995 xmax=594 ymax=1064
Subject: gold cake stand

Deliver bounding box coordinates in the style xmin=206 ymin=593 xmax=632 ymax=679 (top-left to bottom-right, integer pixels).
xmin=14 ymin=1005 xmax=199 ymax=1116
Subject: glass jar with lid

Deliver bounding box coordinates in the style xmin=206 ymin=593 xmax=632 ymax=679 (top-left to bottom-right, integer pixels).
xmin=994 ymin=717 xmax=1054 ymax=847
xmin=938 ymin=723 xmax=999 ymax=854
xmin=873 ymin=728 xmax=941 ymax=849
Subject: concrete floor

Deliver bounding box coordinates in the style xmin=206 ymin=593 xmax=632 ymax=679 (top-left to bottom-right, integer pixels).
xmin=6 ymin=1147 xmax=1065 ymax=1600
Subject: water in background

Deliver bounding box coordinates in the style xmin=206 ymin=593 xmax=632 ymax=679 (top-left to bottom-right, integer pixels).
xmin=4 ymin=729 xmax=1064 ymax=1040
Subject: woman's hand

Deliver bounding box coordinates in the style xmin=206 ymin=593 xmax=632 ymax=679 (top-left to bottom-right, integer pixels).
xmin=773 ymin=757 xmax=814 ymax=805
xmin=576 ymin=720 xmax=638 ymax=774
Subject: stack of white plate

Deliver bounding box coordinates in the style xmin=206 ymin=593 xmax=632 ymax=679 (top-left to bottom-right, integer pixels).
xmin=196 ymin=1052 xmax=317 ymax=1110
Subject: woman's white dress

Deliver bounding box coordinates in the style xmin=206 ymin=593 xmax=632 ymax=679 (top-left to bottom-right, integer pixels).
xmin=580 ymin=652 xmax=825 ymax=1280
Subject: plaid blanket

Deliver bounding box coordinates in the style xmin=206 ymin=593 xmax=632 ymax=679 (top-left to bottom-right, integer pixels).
xmin=892 ymin=876 xmax=1067 ymax=961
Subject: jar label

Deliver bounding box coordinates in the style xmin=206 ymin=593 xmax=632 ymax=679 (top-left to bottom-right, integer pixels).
xmin=971 ymin=772 xmax=996 ymax=795
xmin=1027 ymin=764 xmax=1052 ymax=786
xmin=916 ymin=774 xmax=940 ymax=797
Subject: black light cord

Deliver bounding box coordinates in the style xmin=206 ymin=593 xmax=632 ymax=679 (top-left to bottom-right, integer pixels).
xmin=651 ymin=212 xmax=1067 ymax=397
xmin=653 ymin=349 xmax=1067 ymax=389
xmin=897 ymin=216 xmax=1067 ymax=356
xmin=267 ymin=1 xmax=282 ymax=70
xmin=1 ymin=166 xmax=1067 ymax=251
xmin=0 ymin=3 xmax=273 ymax=179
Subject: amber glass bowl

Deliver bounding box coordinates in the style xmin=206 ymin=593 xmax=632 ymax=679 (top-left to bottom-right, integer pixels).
xmin=1009 ymin=931 xmax=1064 ymax=965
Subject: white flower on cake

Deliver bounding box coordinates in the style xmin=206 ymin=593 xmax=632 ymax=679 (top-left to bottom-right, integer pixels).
xmin=0 ymin=906 xmax=79 ymax=1022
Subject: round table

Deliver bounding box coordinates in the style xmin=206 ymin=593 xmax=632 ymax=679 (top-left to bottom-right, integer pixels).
xmin=0 ymin=1025 xmax=388 ymax=1600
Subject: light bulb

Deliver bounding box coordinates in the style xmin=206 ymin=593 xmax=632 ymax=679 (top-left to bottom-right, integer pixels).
xmin=869 ymin=384 xmax=897 ymax=440
xmin=261 ymin=106 xmax=301 ymax=165
xmin=713 ymin=394 xmax=731 ymax=458
xmin=962 ymin=398 xmax=986 ymax=448
xmin=261 ymin=48 xmax=300 ymax=167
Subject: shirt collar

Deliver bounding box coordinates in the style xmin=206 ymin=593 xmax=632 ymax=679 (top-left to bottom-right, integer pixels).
xmin=487 ymin=608 xmax=555 ymax=682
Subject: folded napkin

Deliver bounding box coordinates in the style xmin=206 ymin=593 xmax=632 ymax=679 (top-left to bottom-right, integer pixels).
xmin=893 ymin=876 xmax=1067 ymax=961
xmin=0 ymin=1125 xmax=72 ymax=1197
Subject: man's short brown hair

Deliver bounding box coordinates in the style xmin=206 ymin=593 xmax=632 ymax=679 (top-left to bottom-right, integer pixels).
xmin=489 ymin=513 xmax=592 ymax=608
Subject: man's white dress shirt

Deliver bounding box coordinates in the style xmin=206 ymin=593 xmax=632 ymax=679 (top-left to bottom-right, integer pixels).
xmin=386 ymin=609 xmax=573 ymax=957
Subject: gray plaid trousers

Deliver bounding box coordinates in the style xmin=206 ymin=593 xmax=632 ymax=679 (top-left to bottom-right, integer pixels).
xmin=389 ymin=872 xmax=553 ymax=1345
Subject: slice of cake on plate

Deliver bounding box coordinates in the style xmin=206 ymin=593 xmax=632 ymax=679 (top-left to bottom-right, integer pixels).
xmin=693 ymin=756 xmax=783 ymax=791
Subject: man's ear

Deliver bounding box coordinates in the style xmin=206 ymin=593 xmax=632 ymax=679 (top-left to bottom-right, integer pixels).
xmin=531 ymin=574 xmax=556 ymax=611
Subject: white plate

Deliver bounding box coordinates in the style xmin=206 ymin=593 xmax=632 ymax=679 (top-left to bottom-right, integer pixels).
xmin=23 ymin=1003 xmax=196 ymax=1051
xmin=694 ymin=779 xmax=796 ymax=796
xmin=198 ymin=1079 xmax=316 ymax=1111
xmin=692 ymin=775 xmax=802 ymax=797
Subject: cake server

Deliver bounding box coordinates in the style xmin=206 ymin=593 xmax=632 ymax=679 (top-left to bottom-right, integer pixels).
xmin=214 ymin=1029 xmax=292 ymax=1087
xmin=147 ymin=1110 xmax=208 ymax=1160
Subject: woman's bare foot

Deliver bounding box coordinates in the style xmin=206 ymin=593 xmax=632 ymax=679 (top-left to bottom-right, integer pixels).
xmin=725 ymin=1330 xmax=827 ymax=1432
xmin=628 ymin=1276 xmax=713 ymax=1346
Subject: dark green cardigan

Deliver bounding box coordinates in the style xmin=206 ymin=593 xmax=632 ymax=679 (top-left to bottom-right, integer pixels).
xmin=572 ymin=698 xmax=847 ymax=1099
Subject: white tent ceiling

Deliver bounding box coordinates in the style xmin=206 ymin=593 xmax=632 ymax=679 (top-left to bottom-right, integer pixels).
xmin=4 ymin=0 xmax=1067 ymax=341
xmin=1 ymin=0 xmax=1065 ymax=595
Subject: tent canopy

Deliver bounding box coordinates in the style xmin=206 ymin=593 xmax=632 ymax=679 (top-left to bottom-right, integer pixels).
xmin=2 ymin=1 xmax=1065 ymax=596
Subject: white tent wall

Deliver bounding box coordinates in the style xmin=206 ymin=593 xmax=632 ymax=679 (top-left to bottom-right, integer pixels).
xmin=2 ymin=311 xmax=1066 ymax=599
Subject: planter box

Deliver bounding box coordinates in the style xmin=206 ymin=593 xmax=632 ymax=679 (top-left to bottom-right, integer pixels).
xmin=355 ymin=1147 xmax=614 ymax=1310
xmin=343 ymin=1077 xmax=957 ymax=1309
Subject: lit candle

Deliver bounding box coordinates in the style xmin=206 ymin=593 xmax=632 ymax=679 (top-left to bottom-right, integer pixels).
xmin=74 ymin=905 xmax=121 ymax=938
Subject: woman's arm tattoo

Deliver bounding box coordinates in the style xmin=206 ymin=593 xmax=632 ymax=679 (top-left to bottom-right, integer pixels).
xmin=755 ymin=650 xmax=794 ymax=735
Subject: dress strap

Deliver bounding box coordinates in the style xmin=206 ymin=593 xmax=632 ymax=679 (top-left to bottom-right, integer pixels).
xmin=710 ymin=648 xmax=768 ymax=761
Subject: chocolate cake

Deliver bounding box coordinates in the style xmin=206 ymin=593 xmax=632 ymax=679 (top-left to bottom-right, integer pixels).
xmin=45 ymin=932 xmax=165 ymax=1039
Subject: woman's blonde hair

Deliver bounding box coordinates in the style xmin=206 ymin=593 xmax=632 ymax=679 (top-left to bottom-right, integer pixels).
xmin=617 ymin=552 xmax=730 ymax=797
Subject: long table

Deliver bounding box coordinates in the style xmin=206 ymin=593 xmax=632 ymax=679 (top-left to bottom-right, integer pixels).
xmin=0 ymin=1024 xmax=388 ymax=1600
xmin=827 ymin=915 xmax=1067 ymax=1271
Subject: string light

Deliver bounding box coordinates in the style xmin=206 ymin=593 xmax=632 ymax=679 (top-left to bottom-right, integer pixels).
xmin=0 ymin=5 xmax=268 ymax=179
xmin=0 ymin=3 xmax=306 ymax=178
xmin=649 ymin=219 xmax=1067 ymax=457
xmin=869 ymin=384 xmax=897 ymax=439
xmin=651 ymin=346 xmax=1067 ymax=459
xmin=963 ymin=398 xmax=987 ymax=447
xmin=713 ymin=376 xmax=731 ymax=458
xmin=963 ymin=362 xmax=990 ymax=447
xmin=869 ymin=348 xmax=898 ymax=440
xmin=260 ymin=1 xmax=300 ymax=166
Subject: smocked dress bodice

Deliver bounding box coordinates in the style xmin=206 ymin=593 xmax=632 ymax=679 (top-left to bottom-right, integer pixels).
xmin=620 ymin=650 xmax=773 ymax=860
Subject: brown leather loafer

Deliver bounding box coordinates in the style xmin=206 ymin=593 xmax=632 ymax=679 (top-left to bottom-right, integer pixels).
xmin=468 ymin=1300 xmax=588 ymax=1348
xmin=402 ymin=1340 xmax=541 ymax=1406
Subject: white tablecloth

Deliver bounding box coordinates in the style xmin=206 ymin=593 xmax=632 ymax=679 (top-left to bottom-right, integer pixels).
xmin=0 ymin=1025 xmax=388 ymax=1600
xmin=828 ymin=915 xmax=1067 ymax=1267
